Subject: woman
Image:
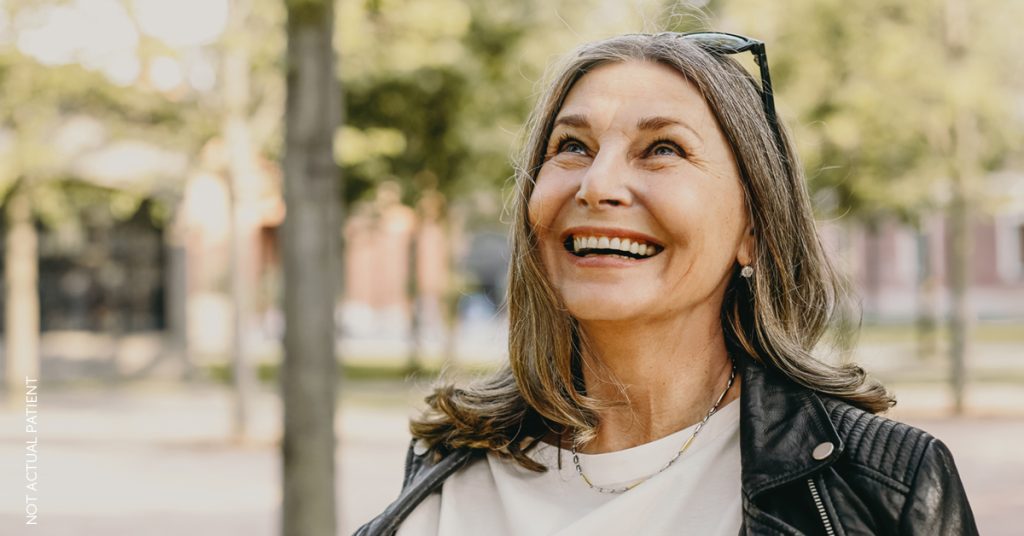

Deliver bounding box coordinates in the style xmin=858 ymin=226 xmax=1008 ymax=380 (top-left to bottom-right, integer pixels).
xmin=357 ymin=32 xmax=977 ymax=535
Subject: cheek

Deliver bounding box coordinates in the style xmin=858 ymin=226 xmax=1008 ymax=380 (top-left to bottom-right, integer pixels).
xmin=526 ymin=191 xmax=543 ymax=229
xmin=654 ymin=184 xmax=744 ymax=254
xmin=527 ymin=177 xmax=575 ymax=273
xmin=694 ymin=201 xmax=747 ymax=266
xmin=526 ymin=174 xmax=566 ymax=232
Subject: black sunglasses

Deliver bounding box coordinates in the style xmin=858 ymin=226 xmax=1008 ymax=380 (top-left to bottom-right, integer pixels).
xmin=653 ymin=31 xmax=784 ymax=153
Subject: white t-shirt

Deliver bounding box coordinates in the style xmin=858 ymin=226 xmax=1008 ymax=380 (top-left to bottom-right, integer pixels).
xmin=397 ymin=399 xmax=742 ymax=536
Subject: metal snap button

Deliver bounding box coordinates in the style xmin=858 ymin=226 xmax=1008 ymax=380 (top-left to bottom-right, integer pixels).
xmin=812 ymin=442 xmax=835 ymax=461
xmin=413 ymin=438 xmax=430 ymax=456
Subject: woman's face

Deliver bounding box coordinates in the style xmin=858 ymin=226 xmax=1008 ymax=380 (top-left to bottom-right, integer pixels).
xmin=528 ymin=60 xmax=754 ymax=324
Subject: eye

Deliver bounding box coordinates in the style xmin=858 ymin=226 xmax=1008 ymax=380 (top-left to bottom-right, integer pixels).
xmin=556 ymin=134 xmax=589 ymax=155
xmin=647 ymin=139 xmax=686 ymax=158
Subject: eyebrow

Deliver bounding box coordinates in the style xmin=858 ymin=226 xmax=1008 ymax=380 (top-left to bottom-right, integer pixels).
xmin=552 ymin=114 xmax=590 ymax=129
xmin=552 ymin=113 xmax=702 ymax=141
xmin=636 ymin=115 xmax=703 ymax=141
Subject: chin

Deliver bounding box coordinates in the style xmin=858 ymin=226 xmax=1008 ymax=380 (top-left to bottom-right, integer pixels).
xmin=561 ymin=291 xmax=649 ymax=323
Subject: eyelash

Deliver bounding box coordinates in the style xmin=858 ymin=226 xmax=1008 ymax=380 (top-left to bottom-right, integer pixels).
xmin=554 ymin=133 xmax=587 ymax=155
xmin=552 ymin=134 xmax=686 ymax=158
xmin=647 ymin=138 xmax=686 ymax=158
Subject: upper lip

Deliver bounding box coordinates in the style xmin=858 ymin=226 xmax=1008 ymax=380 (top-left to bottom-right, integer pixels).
xmin=560 ymin=226 xmax=665 ymax=247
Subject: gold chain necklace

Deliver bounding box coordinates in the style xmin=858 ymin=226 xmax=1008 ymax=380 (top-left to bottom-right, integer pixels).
xmin=571 ymin=360 xmax=737 ymax=494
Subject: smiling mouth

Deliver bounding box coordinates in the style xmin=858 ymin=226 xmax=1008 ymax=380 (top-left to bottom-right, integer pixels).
xmin=563 ymin=234 xmax=664 ymax=260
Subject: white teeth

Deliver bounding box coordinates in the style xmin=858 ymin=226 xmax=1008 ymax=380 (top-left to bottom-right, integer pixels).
xmin=570 ymin=234 xmax=658 ymax=257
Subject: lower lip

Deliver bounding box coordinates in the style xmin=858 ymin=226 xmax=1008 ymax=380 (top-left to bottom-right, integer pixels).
xmin=563 ymin=248 xmax=655 ymax=267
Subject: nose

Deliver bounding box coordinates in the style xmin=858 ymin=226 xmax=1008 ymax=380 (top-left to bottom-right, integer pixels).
xmin=574 ymin=148 xmax=633 ymax=209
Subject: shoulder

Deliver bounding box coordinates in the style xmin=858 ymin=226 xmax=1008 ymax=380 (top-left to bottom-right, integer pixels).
xmin=402 ymin=438 xmax=480 ymax=490
xmin=816 ymin=395 xmax=978 ymax=533
xmin=817 ymin=396 xmax=938 ymax=489
xmin=355 ymin=441 xmax=480 ymax=536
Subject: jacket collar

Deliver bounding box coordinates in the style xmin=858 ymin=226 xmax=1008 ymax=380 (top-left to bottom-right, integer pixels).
xmin=737 ymin=355 xmax=844 ymax=498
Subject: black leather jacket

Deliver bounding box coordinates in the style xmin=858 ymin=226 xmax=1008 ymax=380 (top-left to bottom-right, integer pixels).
xmin=356 ymin=357 xmax=978 ymax=535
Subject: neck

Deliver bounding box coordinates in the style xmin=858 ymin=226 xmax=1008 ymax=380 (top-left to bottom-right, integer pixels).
xmin=575 ymin=308 xmax=739 ymax=454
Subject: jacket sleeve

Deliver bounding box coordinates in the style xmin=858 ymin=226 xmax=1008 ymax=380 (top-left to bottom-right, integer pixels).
xmin=899 ymin=437 xmax=979 ymax=535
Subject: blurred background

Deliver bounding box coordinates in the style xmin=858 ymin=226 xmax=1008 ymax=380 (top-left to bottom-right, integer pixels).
xmin=0 ymin=0 xmax=1022 ymax=534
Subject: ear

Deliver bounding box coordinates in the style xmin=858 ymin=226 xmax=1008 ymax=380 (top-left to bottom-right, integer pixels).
xmin=736 ymin=224 xmax=755 ymax=267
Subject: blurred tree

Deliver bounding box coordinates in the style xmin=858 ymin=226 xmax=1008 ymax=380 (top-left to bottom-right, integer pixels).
xmin=943 ymin=0 xmax=981 ymax=414
xmin=691 ymin=0 xmax=1024 ymax=400
xmin=171 ymin=0 xmax=285 ymax=436
xmin=1 ymin=0 xmax=285 ymax=410
xmin=0 ymin=35 xmax=196 ymax=399
xmin=280 ymin=0 xmax=339 ymax=535
xmin=337 ymin=0 xmax=662 ymax=367
xmin=3 ymin=185 xmax=36 ymax=400
xmin=339 ymin=0 xmax=523 ymax=205
xmin=672 ymin=0 xmax=1023 ymax=220
xmin=221 ymin=0 xmax=262 ymax=441
xmin=337 ymin=0 xmax=665 ymax=205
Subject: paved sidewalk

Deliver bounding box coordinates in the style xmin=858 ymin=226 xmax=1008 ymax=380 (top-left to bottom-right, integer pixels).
xmin=0 ymin=379 xmax=1020 ymax=535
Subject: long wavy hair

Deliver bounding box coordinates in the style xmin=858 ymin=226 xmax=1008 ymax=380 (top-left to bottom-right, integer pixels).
xmin=410 ymin=33 xmax=894 ymax=472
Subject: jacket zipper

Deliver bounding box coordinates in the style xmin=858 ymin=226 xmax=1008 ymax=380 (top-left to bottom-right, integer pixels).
xmin=806 ymin=477 xmax=836 ymax=536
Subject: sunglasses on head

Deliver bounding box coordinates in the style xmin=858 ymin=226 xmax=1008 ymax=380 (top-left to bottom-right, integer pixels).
xmin=651 ymin=31 xmax=784 ymax=154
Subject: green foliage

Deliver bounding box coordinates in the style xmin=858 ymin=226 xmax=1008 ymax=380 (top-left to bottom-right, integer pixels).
xmin=0 ymin=47 xmax=211 ymax=218
xmin=0 ymin=0 xmax=227 ymax=231
xmin=339 ymin=0 xmax=511 ymax=205
xmin=338 ymin=0 xmax=1024 ymax=226
xmin=9 ymin=0 xmax=1020 ymax=229
xmin=709 ymin=0 xmax=1024 ymax=223
xmin=336 ymin=0 xmax=663 ymax=208
xmin=285 ymin=0 xmax=332 ymax=26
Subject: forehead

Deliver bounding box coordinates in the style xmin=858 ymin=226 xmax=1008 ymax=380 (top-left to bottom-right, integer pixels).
xmin=555 ymin=60 xmax=715 ymax=129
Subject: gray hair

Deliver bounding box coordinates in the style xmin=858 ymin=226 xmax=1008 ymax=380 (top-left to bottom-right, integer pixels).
xmin=411 ymin=34 xmax=893 ymax=471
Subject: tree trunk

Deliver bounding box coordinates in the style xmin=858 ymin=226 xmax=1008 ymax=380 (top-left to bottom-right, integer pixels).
xmin=442 ymin=205 xmax=467 ymax=367
xmin=914 ymin=223 xmax=940 ymax=361
xmin=408 ymin=233 xmax=422 ymax=374
xmin=945 ymin=0 xmax=974 ymax=415
xmin=947 ymin=169 xmax=970 ymax=413
xmin=835 ymin=223 xmax=858 ymax=364
xmin=4 ymin=186 xmax=39 ymax=405
xmin=164 ymin=204 xmax=192 ymax=380
xmin=225 ymin=0 xmax=259 ymax=440
xmin=863 ymin=220 xmax=882 ymax=320
xmin=281 ymin=1 xmax=340 ymax=535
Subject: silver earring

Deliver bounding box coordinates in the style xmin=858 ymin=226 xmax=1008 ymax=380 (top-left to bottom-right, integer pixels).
xmin=740 ymin=265 xmax=754 ymax=278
